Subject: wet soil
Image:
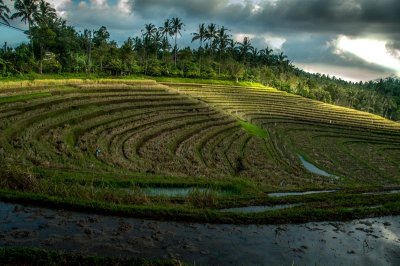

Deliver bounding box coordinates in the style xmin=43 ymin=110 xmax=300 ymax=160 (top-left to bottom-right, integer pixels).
xmin=1 ymin=201 xmax=399 ymax=265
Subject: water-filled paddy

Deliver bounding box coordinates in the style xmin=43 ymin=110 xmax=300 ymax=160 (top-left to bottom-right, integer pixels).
xmin=219 ymin=203 xmax=301 ymax=213
xmin=298 ymin=155 xmax=339 ymax=179
xmin=1 ymin=201 xmax=399 ymax=265
xmin=268 ymin=190 xmax=337 ymax=197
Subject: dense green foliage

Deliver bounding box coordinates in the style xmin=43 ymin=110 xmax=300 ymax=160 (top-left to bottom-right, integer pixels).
xmin=0 ymin=0 xmax=399 ymax=120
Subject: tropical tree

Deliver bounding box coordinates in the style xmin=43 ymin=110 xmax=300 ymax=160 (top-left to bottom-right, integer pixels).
xmin=0 ymin=0 xmax=10 ymax=25
xmin=28 ymin=0 xmax=57 ymax=74
xmin=277 ymin=52 xmax=290 ymax=72
xmin=160 ymin=36 xmax=170 ymax=54
xmin=11 ymin=0 xmax=39 ymax=50
xmin=191 ymin=23 xmax=206 ymax=50
xmin=34 ymin=0 xmax=56 ymax=25
xmin=82 ymin=29 xmax=93 ymax=73
xmin=142 ymin=23 xmax=157 ymax=40
xmin=93 ymin=26 xmax=110 ymax=71
xmin=159 ymin=18 xmax=171 ymax=46
xmin=215 ymin=26 xmax=231 ymax=76
xmin=205 ymin=23 xmax=217 ymax=53
xmin=170 ymin=17 xmax=184 ymax=66
xmin=259 ymin=47 xmax=273 ymax=65
xmin=191 ymin=23 xmax=206 ymax=74
xmin=237 ymin=36 xmax=252 ymax=63
xmin=152 ymin=30 xmax=163 ymax=58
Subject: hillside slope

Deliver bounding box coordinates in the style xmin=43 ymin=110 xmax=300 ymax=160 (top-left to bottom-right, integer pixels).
xmin=0 ymin=80 xmax=400 ymax=223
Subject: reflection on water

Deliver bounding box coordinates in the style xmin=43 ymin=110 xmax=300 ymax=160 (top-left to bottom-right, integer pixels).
xmin=122 ymin=187 xmax=222 ymax=197
xmin=143 ymin=187 xmax=209 ymax=196
xmin=219 ymin=204 xmax=301 ymax=213
xmin=1 ymin=201 xmax=400 ymax=265
xmin=299 ymin=155 xmax=339 ymax=179
xmin=268 ymin=190 xmax=337 ymax=197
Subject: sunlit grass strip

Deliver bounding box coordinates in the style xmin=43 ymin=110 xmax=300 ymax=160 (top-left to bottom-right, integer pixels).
xmin=0 ymin=79 xmax=158 ymax=89
xmin=0 ymin=92 xmax=52 ymax=104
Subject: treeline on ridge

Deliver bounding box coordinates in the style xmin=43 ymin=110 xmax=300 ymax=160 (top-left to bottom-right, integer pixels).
xmin=0 ymin=0 xmax=399 ymax=120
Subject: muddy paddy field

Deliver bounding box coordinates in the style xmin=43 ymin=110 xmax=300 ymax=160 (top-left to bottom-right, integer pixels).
xmin=1 ymin=200 xmax=400 ymax=265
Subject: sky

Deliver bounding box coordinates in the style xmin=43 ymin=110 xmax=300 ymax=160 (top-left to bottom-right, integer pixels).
xmin=1 ymin=0 xmax=400 ymax=82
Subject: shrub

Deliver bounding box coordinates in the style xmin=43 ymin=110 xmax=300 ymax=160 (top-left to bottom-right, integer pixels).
xmin=187 ymin=189 xmax=218 ymax=208
xmin=0 ymin=162 xmax=39 ymax=191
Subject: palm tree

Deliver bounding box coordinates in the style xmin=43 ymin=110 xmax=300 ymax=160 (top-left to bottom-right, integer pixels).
xmin=278 ymin=52 xmax=290 ymax=71
xmin=34 ymin=0 xmax=56 ymax=25
xmin=11 ymin=0 xmax=39 ymax=51
xmin=141 ymin=23 xmax=157 ymax=72
xmin=82 ymin=29 xmax=93 ymax=73
xmin=0 ymin=0 xmax=10 ymax=25
xmin=278 ymin=52 xmax=288 ymax=64
xmin=191 ymin=23 xmax=206 ymax=49
xmin=259 ymin=47 xmax=273 ymax=64
xmin=227 ymin=39 xmax=238 ymax=56
xmin=216 ymin=26 xmax=231 ymax=76
xmin=191 ymin=23 xmax=206 ymax=75
xmin=142 ymin=23 xmax=157 ymax=39
xmin=170 ymin=17 xmax=184 ymax=66
xmin=237 ymin=36 xmax=253 ymax=63
xmin=159 ymin=19 xmax=171 ymax=45
xmin=152 ymin=30 xmax=163 ymax=58
xmin=205 ymin=23 xmax=217 ymax=53
xmin=250 ymin=47 xmax=259 ymax=65
xmin=160 ymin=36 xmax=171 ymax=61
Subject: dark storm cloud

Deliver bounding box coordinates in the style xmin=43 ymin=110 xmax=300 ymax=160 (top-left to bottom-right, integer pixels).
xmin=131 ymin=0 xmax=400 ymax=36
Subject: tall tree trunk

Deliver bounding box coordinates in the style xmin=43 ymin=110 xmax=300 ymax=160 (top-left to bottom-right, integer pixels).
xmin=39 ymin=44 xmax=43 ymax=74
xmin=199 ymin=40 xmax=202 ymax=76
xmin=218 ymin=51 xmax=222 ymax=77
xmin=174 ymin=33 xmax=177 ymax=67
xmin=88 ymin=39 xmax=92 ymax=74
xmin=28 ymin=21 xmax=33 ymax=53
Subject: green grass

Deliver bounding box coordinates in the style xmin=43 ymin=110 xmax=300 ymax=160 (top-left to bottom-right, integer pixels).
xmin=0 ymin=92 xmax=52 ymax=104
xmin=153 ymin=76 xmax=264 ymax=87
xmin=238 ymin=120 xmax=269 ymax=138
xmin=0 ymin=74 xmax=264 ymax=88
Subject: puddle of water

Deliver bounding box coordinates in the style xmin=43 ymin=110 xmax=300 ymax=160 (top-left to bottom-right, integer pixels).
xmin=299 ymin=155 xmax=339 ymax=179
xmin=219 ymin=204 xmax=301 ymax=213
xmin=363 ymin=190 xmax=400 ymax=195
xmin=122 ymin=187 xmax=219 ymax=197
xmin=143 ymin=187 xmax=209 ymax=197
xmin=268 ymin=190 xmax=337 ymax=197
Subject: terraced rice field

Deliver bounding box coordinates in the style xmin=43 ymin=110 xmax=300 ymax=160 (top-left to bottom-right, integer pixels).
xmin=0 ymin=79 xmax=399 ymax=223
xmin=174 ymin=84 xmax=400 ymax=185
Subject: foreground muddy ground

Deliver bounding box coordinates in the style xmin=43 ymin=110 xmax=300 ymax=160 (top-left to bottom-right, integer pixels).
xmin=1 ymin=200 xmax=399 ymax=265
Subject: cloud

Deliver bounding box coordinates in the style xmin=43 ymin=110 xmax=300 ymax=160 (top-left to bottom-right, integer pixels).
xmin=295 ymin=62 xmax=393 ymax=82
xmin=334 ymin=35 xmax=400 ymax=72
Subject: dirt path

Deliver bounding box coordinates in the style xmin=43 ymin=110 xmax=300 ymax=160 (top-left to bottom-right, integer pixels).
xmin=1 ymin=201 xmax=399 ymax=265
